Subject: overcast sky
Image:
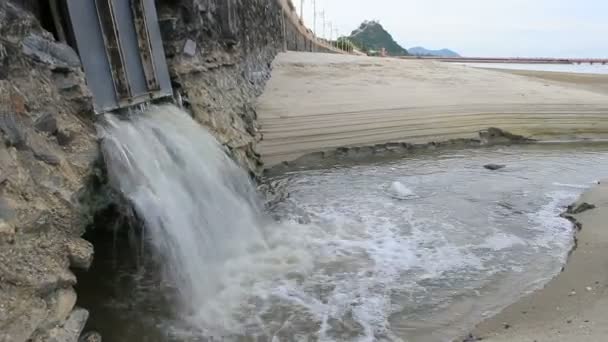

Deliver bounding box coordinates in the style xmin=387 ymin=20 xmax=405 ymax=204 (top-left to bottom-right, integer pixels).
xmin=297 ymin=0 xmax=608 ymax=57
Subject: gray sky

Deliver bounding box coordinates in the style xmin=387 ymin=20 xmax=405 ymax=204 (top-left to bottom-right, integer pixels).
xmin=297 ymin=0 xmax=608 ymax=57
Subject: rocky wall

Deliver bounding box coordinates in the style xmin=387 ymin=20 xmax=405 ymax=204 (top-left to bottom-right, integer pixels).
xmin=0 ymin=2 xmax=99 ymax=341
xmin=157 ymin=0 xmax=286 ymax=176
xmin=156 ymin=0 xmax=338 ymax=175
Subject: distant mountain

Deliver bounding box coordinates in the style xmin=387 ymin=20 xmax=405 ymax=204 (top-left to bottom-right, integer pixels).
xmin=408 ymin=46 xmax=460 ymax=57
xmin=348 ymin=21 xmax=408 ymax=56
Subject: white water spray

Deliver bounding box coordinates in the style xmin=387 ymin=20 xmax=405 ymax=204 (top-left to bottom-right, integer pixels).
xmin=98 ymin=105 xmax=267 ymax=318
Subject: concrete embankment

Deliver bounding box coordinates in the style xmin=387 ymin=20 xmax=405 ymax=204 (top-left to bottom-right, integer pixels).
xmin=469 ymin=182 xmax=608 ymax=341
xmin=276 ymin=0 xmax=344 ymax=53
xmin=257 ymin=52 xmax=608 ymax=166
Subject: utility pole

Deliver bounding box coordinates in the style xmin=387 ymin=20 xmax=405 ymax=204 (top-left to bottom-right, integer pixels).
xmin=313 ymin=0 xmax=317 ymax=37
xmin=335 ymin=29 xmax=340 ymax=51
xmin=320 ymin=11 xmax=326 ymax=40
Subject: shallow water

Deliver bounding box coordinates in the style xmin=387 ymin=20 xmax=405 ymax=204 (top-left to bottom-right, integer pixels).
xmin=458 ymin=62 xmax=608 ymax=75
xmin=78 ymin=138 xmax=608 ymax=341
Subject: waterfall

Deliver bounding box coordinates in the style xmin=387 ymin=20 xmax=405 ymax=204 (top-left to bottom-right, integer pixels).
xmin=98 ymin=105 xmax=267 ymax=322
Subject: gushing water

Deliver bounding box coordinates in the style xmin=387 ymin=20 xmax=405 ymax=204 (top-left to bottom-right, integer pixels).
xmin=98 ymin=105 xmax=267 ymax=326
xmin=89 ymin=105 xmax=608 ymax=341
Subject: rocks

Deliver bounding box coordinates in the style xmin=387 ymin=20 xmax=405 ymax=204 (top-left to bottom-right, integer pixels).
xmin=21 ymin=34 xmax=81 ymax=71
xmin=43 ymin=288 xmax=78 ymax=329
xmin=52 ymin=73 xmax=81 ymax=92
xmin=0 ymin=113 xmax=29 ymax=149
xmin=0 ymin=220 xmax=15 ymax=244
xmin=0 ymin=286 xmax=48 ymax=342
xmin=462 ymin=333 xmax=483 ymax=342
xmin=484 ymin=164 xmax=506 ymax=171
xmin=34 ymin=113 xmax=58 ymax=134
xmin=79 ymin=332 xmax=102 ymax=342
xmin=479 ymin=127 xmax=534 ymax=145
xmin=66 ymin=239 xmax=94 ymax=270
xmin=56 ymin=128 xmax=74 ymax=146
xmin=567 ymin=202 xmax=596 ymax=215
xmin=183 ymin=39 xmax=197 ymax=57
xmin=41 ymin=308 xmax=88 ymax=342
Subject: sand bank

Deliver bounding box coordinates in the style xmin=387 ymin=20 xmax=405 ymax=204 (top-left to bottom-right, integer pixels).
xmin=469 ymin=182 xmax=608 ymax=341
xmin=257 ymin=52 xmax=608 ymax=166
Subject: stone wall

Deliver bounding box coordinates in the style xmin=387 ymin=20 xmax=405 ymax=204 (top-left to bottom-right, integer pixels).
xmin=156 ymin=0 xmax=284 ymax=175
xmin=0 ymin=2 xmax=98 ymax=341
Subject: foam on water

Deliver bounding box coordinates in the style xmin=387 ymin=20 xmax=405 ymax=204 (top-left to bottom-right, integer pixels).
xmin=553 ymin=182 xmax=594 ymax=189
xmin=388 ymin=181 xmax=417 ymax=199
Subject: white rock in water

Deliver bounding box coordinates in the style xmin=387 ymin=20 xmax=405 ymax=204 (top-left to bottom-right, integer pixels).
xmin=389 ymin=181 xmax=415 ymax=198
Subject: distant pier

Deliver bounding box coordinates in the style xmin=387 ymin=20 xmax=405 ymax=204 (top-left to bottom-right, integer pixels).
xmin=399 ymin=56 xmax=608 ymax=65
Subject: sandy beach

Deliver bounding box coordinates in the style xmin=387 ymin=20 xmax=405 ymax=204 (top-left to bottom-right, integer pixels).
xmin=257 ymin=52 xmax=608 ymax=166
xmin=468 ymin=182 xmax=608 ymax=341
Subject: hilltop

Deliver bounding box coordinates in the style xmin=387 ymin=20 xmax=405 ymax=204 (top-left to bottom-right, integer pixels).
xmin=347 ymin=21 xmax=408 ymax=56
xmin=408 ymin=46 xmax=461 ymax=57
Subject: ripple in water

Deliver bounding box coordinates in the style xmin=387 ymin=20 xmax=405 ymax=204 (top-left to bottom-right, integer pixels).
xmin=80 ymin=109 xmax=608 ymax=342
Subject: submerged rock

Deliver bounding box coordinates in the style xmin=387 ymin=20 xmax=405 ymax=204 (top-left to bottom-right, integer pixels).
xmin=79 ymin=331 xmax=102 ymax=342
xmin=484 ymin=164 xmax=506 ymax=171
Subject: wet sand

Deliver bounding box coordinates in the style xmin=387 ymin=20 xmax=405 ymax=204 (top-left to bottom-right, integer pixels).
xmin=470 ymin=182 xmax=608 ymax=341
xmin=257 ymin=52 xmax=608 ymax=166
xmin=487 ymin=68 xmax=608 ymax=96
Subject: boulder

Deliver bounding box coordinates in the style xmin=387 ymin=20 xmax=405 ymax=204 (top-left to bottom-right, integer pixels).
xmin=22 ymin=34 xmax=81 ymax=71
xmin=66 ymin=238 xmax=94 ymax=270
xmin=41 ymin=308 xmax=88 ymax=342
xmin=567 ymin=202 xmax=596 ymax=215
xmin=43 ymin=288 xmax=78 ymax=329
xmin=79 ymin=332 xmax=102 ymax=342
xmin=484 ymin=164 xmax=506 ymax=171
xmin=34 ymin=113 xmax=58 ymax=134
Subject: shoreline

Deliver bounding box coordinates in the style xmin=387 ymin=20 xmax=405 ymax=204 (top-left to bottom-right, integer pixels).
xmin=466 ymin=181 xmax=608 ymax=341
xmin=484 ymin=68 xmax=608 ymax=96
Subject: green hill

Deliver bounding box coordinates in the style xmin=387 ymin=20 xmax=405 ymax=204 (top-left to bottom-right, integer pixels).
xmin=348 ymin=21 xmax=408 ymax=56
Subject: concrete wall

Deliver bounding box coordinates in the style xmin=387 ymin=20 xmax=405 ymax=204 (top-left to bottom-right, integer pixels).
xmin=277 ymin=0 xmax=345 ymax=54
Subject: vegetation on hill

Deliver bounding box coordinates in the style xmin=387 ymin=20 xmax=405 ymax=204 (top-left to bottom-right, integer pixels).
xmin=347 ymin=21 xmax=408 ymax=56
